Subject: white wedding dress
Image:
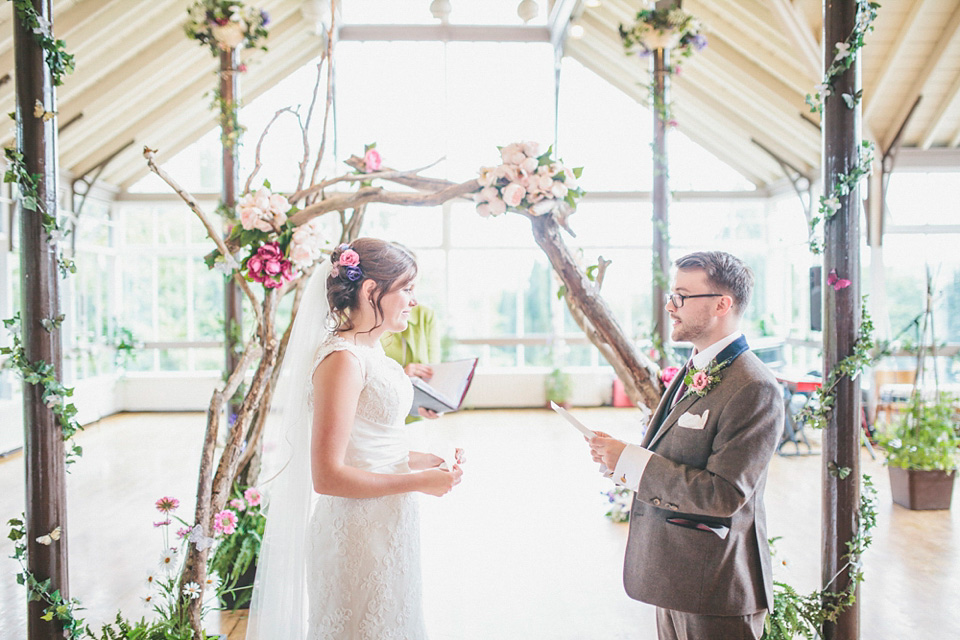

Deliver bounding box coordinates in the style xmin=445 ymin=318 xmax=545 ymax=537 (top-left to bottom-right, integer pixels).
xmin=305 ymin=333 xmax=427 ymax=640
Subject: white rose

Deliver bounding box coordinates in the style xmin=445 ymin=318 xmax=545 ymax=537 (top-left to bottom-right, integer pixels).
xmin=564 ymin=174 xmax=579 ymax=189
xmin=239 ymin=206 xmax=260 ymax=230
xmin=268 ymin=194 xmax=289 ymax=217
xmin=538 ymin=174 xmax=554 ymax=191
xmin=290 ymin=244 xmax=314 ymax=268
xmin=521 ymin=141 xmax=540 ymax=157
xmin=531 ymin=199 xmax=556 ymax=215
xmin=502 ymin=182 xmax=526 ymax=208
xmin=551 ymin=181 xmax=568 ymax=199
xmin=481 ymin=186 xmax=499 ymax=202
xmin=520 ymin=156 xmax=539 ymax=175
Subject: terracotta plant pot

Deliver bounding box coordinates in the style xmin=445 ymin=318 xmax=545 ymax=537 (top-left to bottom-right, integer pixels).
xmin=888 ymin=466 xmax=956 ymax=510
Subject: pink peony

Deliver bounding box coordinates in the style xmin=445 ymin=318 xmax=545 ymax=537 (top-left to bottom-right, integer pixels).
xmin=502 ymin=182 xmax=526 ymax=208
xmin=155 ymin=496 xmax=180 ymax=513
xmin=691 ymin=371 xmax=710 ymax=392
xmin=363 ymin=148 xmax=382 ymax=172
xmin=487 ymin=198 xmax=507 ymax=216
xmin=246 ymin=242 xmax=294 ymax=289
xmin=244 ymin=487 xmax=262 ymax=506
xmin=659 ymin=366 xmax=680 ymax=385
xmin=338 ymin=249 xmax=360 ymax=267
xmin=213 ymin=510 xmax=239 ymax=535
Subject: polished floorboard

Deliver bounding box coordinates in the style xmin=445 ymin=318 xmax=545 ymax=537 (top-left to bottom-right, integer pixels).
xmin=0 ymin=409 xmax=957 ymax=639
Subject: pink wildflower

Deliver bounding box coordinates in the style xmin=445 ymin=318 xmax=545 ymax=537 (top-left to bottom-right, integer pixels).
xmin=213 ymin=510 xmax=239 ymax=535
xmin=363 ymin=148 xmax=382 ymax=172
xmin=243 ymin=487 xmax=262 ymax=507
xmin=229 ymin=498 xmax=247 ymax=512
xmin=176 ymin=527 xmax=192 ymax=539
xmin=155 ymin=496 xmax=180 ymax=513
xmin=153 ymin=519 xmax=171 ymax=528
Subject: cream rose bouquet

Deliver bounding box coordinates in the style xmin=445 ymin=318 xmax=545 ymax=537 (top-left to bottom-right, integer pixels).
xmin=474 ymin=142 xmax=584 ymax=219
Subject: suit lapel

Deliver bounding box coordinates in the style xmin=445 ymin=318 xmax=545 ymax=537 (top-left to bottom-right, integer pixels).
xmin=644 ymin=336 xmax=752 ymax=450
xmin=641 ymin=365 xmax=687 ymax=448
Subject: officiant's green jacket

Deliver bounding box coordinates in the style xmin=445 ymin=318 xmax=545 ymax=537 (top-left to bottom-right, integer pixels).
xmin=624 ymin=339 xmax=783 ymax=616
xmin=381 ymin=305 xmax=441 ymax=423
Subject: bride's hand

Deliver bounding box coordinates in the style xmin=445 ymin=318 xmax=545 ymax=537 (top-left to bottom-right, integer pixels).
xmin=417 ymin=465 xmax=463 ymax=497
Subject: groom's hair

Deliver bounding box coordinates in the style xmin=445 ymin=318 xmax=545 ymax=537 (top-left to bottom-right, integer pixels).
xmin=675 ymin=251 xmax=754 ymax=314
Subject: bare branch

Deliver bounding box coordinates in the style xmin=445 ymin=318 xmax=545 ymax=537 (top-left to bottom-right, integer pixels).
xmin=295 ymin=61 xmax=325 ymax=193
xmin=594 ymin=256 xmax=613 ymax=291
xmin=143 ymin=146 xmax=264 ymax=328
xmin=244 ymin=107 xmax=296 ymax=194
xmin=288 ymin=158 xmax=446 ymax=204
xmin=288 ymin=179 xmax=480 ymax=227
xmin=308 ymin=20 xmax=336 ymax=199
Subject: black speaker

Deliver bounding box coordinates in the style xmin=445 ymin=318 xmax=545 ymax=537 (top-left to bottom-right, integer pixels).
xmin=810 ymin=266 xmax=822 ymax=331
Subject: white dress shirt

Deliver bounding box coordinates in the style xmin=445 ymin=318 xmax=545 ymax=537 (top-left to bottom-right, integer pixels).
xmin=610 ymin=330 xmax=743 ymax=491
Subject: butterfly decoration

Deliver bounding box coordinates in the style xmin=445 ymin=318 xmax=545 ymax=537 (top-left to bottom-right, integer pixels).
xmin=189 ymin=524 xmax=215 ymax=551
xmin=827 ymin=269 xmax=851 ymax=291
xmin=33 ymin=99 xmax=56 ymax=122
xmin=36 ymin=525 xmax=62 ymax=545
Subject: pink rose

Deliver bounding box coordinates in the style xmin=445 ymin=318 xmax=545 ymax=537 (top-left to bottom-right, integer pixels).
xmin=691 ymin=371 xmax=710 ymax=392
xmin=500 ymin=143 xmax=526 ymax=166
xmin=659 ymin=366 xmax=680 ymax=385
xmin=477 ymin=167 xmax=497 ymax=187
xmin=488 ymin=198 xmax=506 ymax=216
xmin=363 ymin=148 xmax=382 ymax=172
xmin=520 ymin=156 xmax=539 ymax=175
xmin=502 ymin=182 xmax=526 ymax=208
xmin=338 ymin=249 xmax=360 ymax=267
xmin=476 ymin=203 xmax=493 ymax=218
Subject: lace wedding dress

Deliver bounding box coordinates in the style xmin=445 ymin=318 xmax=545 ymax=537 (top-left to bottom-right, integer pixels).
xmin=305 ymin=333 xmax=427 ymax=640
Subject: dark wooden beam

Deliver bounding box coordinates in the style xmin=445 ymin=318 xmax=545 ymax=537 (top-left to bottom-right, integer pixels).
xmin=822 ymin=1 xmax=861 ymax=638
xmin=13 ymin=1 xmax=70 ymax=638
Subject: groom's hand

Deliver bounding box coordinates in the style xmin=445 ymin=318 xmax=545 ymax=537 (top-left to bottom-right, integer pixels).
xmin=589 ymin=431 xmax=627 ymax=469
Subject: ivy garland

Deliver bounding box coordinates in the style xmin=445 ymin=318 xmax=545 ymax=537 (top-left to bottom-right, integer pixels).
xmin=4 ymin=147 xmax=77 ymax=277
xmin=808 ymin=140 xmax=875 ymax=255
xmin=805 ymin=0 xmax=880 ymax=115
xmin=765 ymin=475 xmax=878 ymax=639
xmin=7 ymin=516 xmax=86 ymax=639
xmin=210 ymin=87 xmax=246 ymax=149
xmin=795 ymin=300 xmax=875 ymax=432
xmin=9 ymin=0 xmax=76 ymax=87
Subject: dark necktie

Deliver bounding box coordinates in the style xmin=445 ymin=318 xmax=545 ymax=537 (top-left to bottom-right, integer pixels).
xmin=670 ymin=362 xmax=692 ymax=408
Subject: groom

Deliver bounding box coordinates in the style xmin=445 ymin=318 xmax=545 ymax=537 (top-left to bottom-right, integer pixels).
xmin=589 ymin=251 xmax=783 ymax=640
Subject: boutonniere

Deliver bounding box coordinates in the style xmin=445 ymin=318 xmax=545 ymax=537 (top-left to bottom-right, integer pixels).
xmin=680 ymin=358 xmax=732 ymax=401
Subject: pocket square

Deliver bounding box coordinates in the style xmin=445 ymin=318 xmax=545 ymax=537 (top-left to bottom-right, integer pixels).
xmin=677 ymin=409 xmax=709 ymax=430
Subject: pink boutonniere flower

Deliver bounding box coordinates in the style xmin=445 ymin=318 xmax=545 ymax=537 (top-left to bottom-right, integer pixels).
xmin=679 ymin=357 xmax=734 ymax=401
xmin=690 ymin=371 xmax=710 ymax=392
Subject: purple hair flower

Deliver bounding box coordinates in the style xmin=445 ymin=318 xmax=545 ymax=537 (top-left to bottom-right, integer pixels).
xmin=345 ymin=265 xmax=363 ymax=282
xmin=260 ymin=9 xmax=270 ymax=26
xmin=692 ymin=34 xmax=707 ymax=50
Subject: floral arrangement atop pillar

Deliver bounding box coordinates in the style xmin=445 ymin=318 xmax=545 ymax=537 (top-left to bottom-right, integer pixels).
xmin=184 ymin=0 xmax=270 ymax=54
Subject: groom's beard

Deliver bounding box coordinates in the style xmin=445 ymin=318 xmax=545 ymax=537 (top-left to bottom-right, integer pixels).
xmin=670 ymin=309 xmax=711 ymax=344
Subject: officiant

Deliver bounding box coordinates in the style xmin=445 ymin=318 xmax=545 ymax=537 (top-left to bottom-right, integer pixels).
xmin=382 ymin=302 xmax=442 ymax=422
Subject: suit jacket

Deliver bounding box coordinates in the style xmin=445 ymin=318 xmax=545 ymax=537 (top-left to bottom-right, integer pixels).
xmin=623 ymin=336 xmax=783 ymax=616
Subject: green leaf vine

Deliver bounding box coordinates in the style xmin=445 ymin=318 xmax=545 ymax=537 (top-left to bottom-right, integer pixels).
xmin=9 ymin=0 xmax=76 ymax=87
xmin=8 ymin=516 xmax=87 ymax=639
xmin=805 ymin=1 xmax=880 ymax=115
xmin=764 ymin=475 xmax=878 ymax=639
xmin=795 ymin=299 xmax=876 ymax=431
xmin=808 ymin=140 xmax=875 ymax=255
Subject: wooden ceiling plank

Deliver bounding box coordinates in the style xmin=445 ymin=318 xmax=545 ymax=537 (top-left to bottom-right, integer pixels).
xmin=105 ymin=35 xmax=323 ymax=188
xmin=768 ymin=0 xmax=822 ymax=79
xmin=919 ymin=66 xmax=960 ymax=149
xmin=864 ymin=0 xmax=931 ymax=122
xmin=880 ymin=1 xmax=960 ymax=150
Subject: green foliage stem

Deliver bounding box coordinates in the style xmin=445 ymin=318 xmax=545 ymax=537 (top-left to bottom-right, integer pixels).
xmin=10 ymin=0 xmax=76 ymax=87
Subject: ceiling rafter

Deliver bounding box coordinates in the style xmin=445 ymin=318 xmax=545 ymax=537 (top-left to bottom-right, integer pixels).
xmin=768 ymin=0 xmax=821 ymax=79
xmin=880 ymin=0 xmax=960 ymax=150
xmin=863 ymin=0 xmax=931 ymax=122
xmin=919 ymin=67 xmax=960 ymax=149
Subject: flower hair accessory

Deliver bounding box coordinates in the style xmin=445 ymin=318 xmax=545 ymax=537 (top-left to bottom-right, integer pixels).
xmin=332 ymin=244 xmax=363 ymax=281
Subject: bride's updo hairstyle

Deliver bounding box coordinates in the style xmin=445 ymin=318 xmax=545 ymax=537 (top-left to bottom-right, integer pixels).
xmin=326 ymin=237 xmax=417 ymax=334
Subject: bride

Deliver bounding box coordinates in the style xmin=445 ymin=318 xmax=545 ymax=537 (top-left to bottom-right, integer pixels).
xmin=247 ymin=238 xmax=464 ymax=639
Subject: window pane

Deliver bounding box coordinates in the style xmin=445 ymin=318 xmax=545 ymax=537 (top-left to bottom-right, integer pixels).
xmin=157 ymin=257 xmax=187 ymax=340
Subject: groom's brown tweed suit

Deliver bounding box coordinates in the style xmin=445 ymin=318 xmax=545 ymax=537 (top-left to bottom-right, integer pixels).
xmin=623 ymin=336 xmax=783 ymax=630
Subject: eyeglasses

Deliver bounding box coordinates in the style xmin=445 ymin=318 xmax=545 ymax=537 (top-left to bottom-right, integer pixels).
xmin=665 ymin=292 xmax=724 ymax=308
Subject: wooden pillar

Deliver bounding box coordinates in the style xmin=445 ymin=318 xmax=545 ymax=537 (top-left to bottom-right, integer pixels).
xmin=220 ymin=48 xmax=243 ymax=414
xmin=821 ymin=1 xmax=861 ymax=638
xmin=13 ymin=1 xmax=69 ymax=638
xmin=651 ymin=45 xmax=670 ymax=368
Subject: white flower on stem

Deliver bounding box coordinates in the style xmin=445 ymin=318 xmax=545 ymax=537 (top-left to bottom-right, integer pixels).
xmin=142 ymin=593 xmax=156 ymax=608
xmin=822 ymin=197 xmax=841 ymax=214
xmin=289 ymin=218 xmax=326 ymax=270
xmin=32 ymin=15 xmax=51 ymax=37
xmin=834 ymin=42 xmax=850 ymax=61
xmin=814 ymin=83 xmax=832 ymax=97
xmin=158 ymin=548 xmax=179 ymax=573
xmin=145 ymin=573 xmax=159 ymax=589
xmin=183 ymin=582 xmax=202 ymax=600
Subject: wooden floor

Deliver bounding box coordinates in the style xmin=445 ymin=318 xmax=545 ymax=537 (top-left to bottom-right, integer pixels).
xmin=1 ymin=409 xmax=957 ymax=639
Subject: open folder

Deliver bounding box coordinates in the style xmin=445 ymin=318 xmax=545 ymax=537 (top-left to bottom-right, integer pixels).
xmin=410 ymin=358 xmax=479 ymax=414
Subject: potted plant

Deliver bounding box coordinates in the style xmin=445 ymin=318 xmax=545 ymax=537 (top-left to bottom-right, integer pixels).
xmin=545 ymin=367 xmax=572 ymax=408
xmin=876 ymin=269 xmax=959 ymax=510
xmin=208 ymin=485 xmax=266 ymax=609
xmin=877 ymin=392 xmax=958 ymax=509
